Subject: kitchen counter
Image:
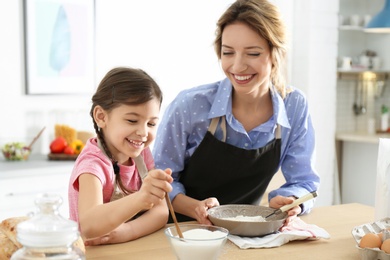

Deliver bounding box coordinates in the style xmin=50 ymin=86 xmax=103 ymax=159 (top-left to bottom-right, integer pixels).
xmin=86 ymin=203 xmax=374 ymax=260
xmin=0 ymin=154 xmax=75 ymax=179
xmin=0 ymin=154 xmax=75 ymax=219
xmin=336 ymin=131 xmax=390 ymax=144
xmin=335 ymin=132 xmax=390 ymax=205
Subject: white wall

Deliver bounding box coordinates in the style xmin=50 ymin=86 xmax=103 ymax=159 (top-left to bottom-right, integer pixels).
xmin=0 ymin=0 xmax=338 ymax=207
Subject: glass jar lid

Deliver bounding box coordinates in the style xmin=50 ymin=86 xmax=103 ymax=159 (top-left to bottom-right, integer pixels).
xmin=17 ymin=193 xmax=79 ymax=248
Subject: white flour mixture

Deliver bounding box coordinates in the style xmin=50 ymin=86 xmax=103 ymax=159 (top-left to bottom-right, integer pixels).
xmin=223 ymin=215 xmax=266 ymax=222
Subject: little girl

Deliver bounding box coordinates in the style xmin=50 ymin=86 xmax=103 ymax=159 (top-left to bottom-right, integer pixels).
xmin=68 ymin=67 xmax=173 ymax=246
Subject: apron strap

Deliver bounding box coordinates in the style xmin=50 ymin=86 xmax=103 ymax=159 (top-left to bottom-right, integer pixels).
xmin=208 ymin=117 xmax=226 ymax=142
xmin=133 ymin=155 xmax=148 ymax=181
xmin=275 ymin=124 xmax=281 ymax=139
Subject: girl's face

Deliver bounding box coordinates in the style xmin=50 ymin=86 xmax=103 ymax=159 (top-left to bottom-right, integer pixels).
xmin=220 ymin=22 xmax=273 ymax=97
xmin=98 ymin=98 xmax=160 ymax=164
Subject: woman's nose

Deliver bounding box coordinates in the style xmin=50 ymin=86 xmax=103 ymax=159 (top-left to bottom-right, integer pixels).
xmin=232 ymin=56 xmax=248 ymax=72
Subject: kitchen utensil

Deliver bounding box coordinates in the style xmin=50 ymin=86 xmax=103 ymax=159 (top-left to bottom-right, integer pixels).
xmin=165 ymin=193 xmax=184 ymax=239
xmin=27 ymin=126 xmax=46 ymax=150
xmin=265 ymin=191 xmax=318 ymax=219
xmin=207 ymin=205 xmax=287 ymax=237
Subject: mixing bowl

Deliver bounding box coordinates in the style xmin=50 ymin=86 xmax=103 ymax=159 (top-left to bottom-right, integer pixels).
xmin=207 ymin=204 xmax=287 ymax=237
xmin=164 ymin=224 xmax=228 ymax=260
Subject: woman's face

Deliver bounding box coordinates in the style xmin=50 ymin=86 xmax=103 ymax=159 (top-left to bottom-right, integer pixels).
xmin=220 ymin=22 xmax=272 ymax=96
xmin=99 ymin=99 xmax=160 ymax=164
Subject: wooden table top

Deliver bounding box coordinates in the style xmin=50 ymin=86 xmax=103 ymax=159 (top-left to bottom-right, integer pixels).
xmin=86 ymin=203 xmax=374 ymax=259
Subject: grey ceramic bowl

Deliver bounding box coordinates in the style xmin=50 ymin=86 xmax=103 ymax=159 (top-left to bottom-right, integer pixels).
xmin=207 ymin=204 xmax=287 ymax=237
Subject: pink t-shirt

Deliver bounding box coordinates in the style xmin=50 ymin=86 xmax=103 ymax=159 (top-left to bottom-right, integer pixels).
xmin=68 ymin=137 xmax=154 ymax=222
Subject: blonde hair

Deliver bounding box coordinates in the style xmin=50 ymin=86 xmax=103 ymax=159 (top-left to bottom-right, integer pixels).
xmin=214 ymin=0 xmax=289 ymax=98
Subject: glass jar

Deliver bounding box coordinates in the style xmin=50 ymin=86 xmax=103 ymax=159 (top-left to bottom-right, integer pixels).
xmin=11 ymin=193 xmax=85 ymax=260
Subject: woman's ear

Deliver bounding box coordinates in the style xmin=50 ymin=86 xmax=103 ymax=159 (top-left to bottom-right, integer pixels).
xmin=93 ymin=106 xmax=107 ymax=128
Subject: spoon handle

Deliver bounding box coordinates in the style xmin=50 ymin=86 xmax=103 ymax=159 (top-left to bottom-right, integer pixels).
xmin=165 ymin=193 xmax=184 ymax=238
xmin=265 ymin=191 xmax=317 ymax=218
xmin=279 ymin=191 xmax=318 ymax=213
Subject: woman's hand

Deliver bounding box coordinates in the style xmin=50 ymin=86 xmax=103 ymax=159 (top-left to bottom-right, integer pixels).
xmin=194 ymin=197 xmax=220 ymax=225
xmin=269 ymin=195 xmax=301 ymax=225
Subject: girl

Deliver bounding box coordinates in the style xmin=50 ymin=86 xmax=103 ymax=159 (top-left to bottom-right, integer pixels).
xmin=69 ymin=67 xmax=173 ymax=246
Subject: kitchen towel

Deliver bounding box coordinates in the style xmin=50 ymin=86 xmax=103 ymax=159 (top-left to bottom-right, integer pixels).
xmin=228 ymin=217 xmax=330 ymax=249
xmin=374 ymin=138 xmax=390 ymax=221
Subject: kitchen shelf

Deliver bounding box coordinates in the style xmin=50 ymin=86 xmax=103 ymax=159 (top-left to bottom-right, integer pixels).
xmin=338 ymin=25 xmax=364 ymax=31
xmin=337 ymin=69 xmax=390 ymax=80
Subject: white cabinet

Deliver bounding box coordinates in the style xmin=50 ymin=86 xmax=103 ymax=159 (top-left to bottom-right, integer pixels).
xmin=0 ymin=155 xmax=74 ymax=220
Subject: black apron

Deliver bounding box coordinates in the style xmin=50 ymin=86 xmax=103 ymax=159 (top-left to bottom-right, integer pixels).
xmin=173 ymin=116 xmax=281 ymax=222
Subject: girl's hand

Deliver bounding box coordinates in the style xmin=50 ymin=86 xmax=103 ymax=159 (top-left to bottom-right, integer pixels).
xmin=138 ymin=168 xmax=173 ymax=210
xmin=269 ymin=195 xmax=301 ymax=225
xmin=194 ymin=197 xmax=220 ymax=225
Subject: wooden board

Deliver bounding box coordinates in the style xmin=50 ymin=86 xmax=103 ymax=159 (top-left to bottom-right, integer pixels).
xmin=47 ymin=153 xmax=78 ymax=161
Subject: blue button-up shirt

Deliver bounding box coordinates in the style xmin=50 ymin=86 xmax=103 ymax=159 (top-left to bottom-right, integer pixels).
xmin=153 ymin=78 xmax=320 ymax=214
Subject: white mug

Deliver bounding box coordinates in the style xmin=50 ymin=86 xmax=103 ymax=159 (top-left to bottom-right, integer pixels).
xmin=342 ymin=57 xmax=352 ymax=69
xmin=350 ymin=15 xmax=361 ymax=27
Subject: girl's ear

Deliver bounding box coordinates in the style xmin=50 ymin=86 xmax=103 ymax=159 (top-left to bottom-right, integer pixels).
xmin=93 ymin=106 xmax=107 ymax=128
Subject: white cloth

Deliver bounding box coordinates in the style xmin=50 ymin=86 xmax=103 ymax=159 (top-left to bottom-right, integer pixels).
xmin=375 ymin=138 xmax=390 ymax=221
xmin=228 ymin=217 xmax=330 ymax=249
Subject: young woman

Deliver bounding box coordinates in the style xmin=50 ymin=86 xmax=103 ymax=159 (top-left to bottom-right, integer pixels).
xmin=153 ymin=0 xmax=320 ymax=224
xmin=68 ymin=67 xmax=172 ymax=246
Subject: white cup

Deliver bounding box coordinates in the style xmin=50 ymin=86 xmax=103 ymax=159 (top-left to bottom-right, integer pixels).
xmin=350 ymin=15 xmax=361 ymax=26
xmin=341 ymin=57 xmax=352 ymax=69
xmin=372 ymin=57 xmax=382 ymax=70
xmin=363 ymin=15 xmax=371 ymax=26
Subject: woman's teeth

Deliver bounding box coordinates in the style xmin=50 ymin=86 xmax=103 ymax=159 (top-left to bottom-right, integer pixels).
xmin=235 ymin=75 xmax=252 ymax=81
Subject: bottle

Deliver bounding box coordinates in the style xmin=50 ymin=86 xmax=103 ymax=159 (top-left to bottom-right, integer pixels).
xmin=11 ymin=193 xmax=85 ymax=260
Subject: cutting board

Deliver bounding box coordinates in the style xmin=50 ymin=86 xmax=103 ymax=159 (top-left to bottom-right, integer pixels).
xmin=48 ymin=153 xmax=78 ymax=161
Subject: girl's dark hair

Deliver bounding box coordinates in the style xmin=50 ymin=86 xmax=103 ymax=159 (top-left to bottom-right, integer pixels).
xmin=90 ymin=67 xmax=162 ymax=194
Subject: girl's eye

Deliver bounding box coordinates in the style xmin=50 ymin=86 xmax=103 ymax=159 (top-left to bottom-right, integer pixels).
xmin=128 ymin=120 xmax=137 ymax=123
xmin=249 ymin=53 xmax=261 ymax=57
xmin=222 ymin=51 xmax=234 ymax=56
xmin=148 ymin=122 xmax=156 ymax=127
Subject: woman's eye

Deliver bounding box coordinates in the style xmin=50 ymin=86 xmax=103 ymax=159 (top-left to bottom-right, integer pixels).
xmin=128 ymin=120 xmax=137 ymax=123
xmin=248 ymin=53 xmax=261 ymax=57
xmin=148 ymin=123 xmax=156 ymax=127
xmin=222 ymin=51 xmax=234 ymax=56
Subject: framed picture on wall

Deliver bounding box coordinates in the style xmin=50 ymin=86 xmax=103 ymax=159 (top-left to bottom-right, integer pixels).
xmin=24 ymin=0 xmax=95 ymax=95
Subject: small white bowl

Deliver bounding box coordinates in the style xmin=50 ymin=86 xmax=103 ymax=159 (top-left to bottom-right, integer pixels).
xmin=164 ymin=224 xmax=228 ymax=260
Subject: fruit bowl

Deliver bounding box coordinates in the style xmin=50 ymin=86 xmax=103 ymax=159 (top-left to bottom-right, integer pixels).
xmin=2 ymin=142 xmax=31 ymax=161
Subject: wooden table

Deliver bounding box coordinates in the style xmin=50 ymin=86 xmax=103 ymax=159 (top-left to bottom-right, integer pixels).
xmin=86 ymin=203 xmax=374 ymax=259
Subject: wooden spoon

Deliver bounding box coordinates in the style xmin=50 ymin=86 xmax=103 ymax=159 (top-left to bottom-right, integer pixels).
xmin=27 ymin=126 xmax=46 ymax=150
xmin=165 ymin=193 xmax=184 ymax=239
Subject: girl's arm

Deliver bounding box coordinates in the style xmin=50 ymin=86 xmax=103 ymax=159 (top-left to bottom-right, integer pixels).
xmin=84 ymin=199 xmax=168 ymax=245
xmin=78 ymin=169 xmax=172 ymax=240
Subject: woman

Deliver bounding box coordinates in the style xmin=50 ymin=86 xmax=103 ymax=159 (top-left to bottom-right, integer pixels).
xmin=153 ymin=0 xmax=319 ymax=224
